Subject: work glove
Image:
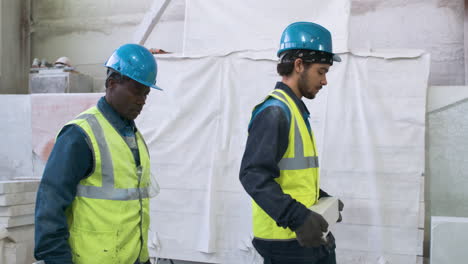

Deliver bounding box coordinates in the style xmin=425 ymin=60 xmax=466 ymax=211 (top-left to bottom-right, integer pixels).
xmin=337 ymin=199 xmax=344 ymax=223
xmin=295 ymin=210 xmax=329 ymax=248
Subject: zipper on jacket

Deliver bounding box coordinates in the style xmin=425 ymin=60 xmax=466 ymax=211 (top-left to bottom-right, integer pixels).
xmin=136 ymin=165 xmax=144 ymax=262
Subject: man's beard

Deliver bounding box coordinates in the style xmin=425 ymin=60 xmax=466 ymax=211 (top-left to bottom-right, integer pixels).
xmin=298 ymin=72 xmax=315 ymax=99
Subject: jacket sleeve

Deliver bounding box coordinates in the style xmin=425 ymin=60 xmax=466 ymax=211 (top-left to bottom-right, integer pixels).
xmin=239 ymin=105 xmax=311 ymax=231
xmin=34 ymin=125 xmax=93 ymax=264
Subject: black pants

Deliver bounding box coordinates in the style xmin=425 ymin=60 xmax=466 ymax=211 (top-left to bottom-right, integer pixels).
xmin=134 ymin=260 xmax=151 ymax=264
xmin=253 ymin=233 xmax=337 ymax=264
xmin=263 ymin=251 xmax=336 ymax=264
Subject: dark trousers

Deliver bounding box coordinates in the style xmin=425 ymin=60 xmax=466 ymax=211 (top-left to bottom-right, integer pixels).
xmin=134 ymin=260 xmax=151 ymax=264
xmin=253 ymin=233 xmax=337 ymax=264
xmin=263 ymin=251 xmax=336 ymax=264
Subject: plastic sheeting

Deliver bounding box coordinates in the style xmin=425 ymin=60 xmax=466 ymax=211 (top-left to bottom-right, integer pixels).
xmin=137 ymin=50 xmax=429 ymax=263
xmin=183 ymin=0 xmax=350 ymax=56
xmin=0 ymin=50 xmax=429 ymax=264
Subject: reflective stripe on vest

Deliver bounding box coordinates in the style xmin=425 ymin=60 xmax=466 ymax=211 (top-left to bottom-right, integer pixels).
xmin=75 ymin=113 xmax=149 ymax=201
xmin=270 ymin=90 xmax=319 ymax=170
xmin=65 ymin=107 xmax=151 ymax=264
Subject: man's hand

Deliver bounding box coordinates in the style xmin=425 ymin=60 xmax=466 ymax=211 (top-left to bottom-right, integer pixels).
xmin=295 ymin=211 xmax=328 ymax=247
xmin=337 ymin=199 xmax=344 ymax=223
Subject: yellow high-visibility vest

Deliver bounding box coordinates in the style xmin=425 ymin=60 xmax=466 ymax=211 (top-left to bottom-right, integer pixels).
xmin=252 ymin=89 xmax=320 ymax=240
xmin=64 ymin=106 xmax=151 ymax=264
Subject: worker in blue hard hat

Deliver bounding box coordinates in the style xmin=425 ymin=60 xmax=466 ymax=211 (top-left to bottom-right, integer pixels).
xmin=34 ymin=43 xmax=160 ymax=264
xmin=240 ymin=22 xmax=344 ymax=264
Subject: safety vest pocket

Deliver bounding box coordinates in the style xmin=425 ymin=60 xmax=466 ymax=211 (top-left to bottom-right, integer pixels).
xmin=69 ymin=227 xmax=118 ymax=264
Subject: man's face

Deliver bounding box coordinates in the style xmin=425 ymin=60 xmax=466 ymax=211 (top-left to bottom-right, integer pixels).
xmin=298 ymin=63 xmax=330 ymax=99
xmin=107 ymin=78 xmax=150 ymax=120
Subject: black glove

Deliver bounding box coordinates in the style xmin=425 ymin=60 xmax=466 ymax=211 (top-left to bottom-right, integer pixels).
xmin=337 ymin=199 xmax=344 ymax=223
xmin=295 ymin=210 xmax=328 ymax=248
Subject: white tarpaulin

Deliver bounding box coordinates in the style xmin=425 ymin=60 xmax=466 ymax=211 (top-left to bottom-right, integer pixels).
xmin=137 ymin=50 xmax=429 ymax=263
xmin=1 ymin=50 xmax=429 ymax=263
xmin=1 ymin=51 xmax=429 ymax=264
xmin=183 ymin=0 xmax=350 ymax=56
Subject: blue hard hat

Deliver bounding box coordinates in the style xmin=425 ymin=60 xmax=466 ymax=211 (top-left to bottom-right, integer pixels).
xmin=105 ymin=43 xmax=161 ymax=90
xmin=277 ymin=22 xmax=341 ymax=62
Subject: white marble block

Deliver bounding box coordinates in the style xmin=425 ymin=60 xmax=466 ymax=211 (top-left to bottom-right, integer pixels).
xmin=0 ymin=214 xmax=34 ymax=228
xmin=3 ymin=225 xmax=34 ymax=242
xmin=0 ymin=180 xmax=39 ymax=195
xmin=0 ymin=204 xmax=35 ymax=217
xmin=0 ymin=226 xmax=36 ymax=264
xmin=309 ymin=197 xmax=339 ymax=235
xmin=431 ymin=216 xmax=468 ymax=264
xmin=0 ymin=192 xmax=36 ymax=206
xmin=0 ymin=240 xmax=33 ymax=264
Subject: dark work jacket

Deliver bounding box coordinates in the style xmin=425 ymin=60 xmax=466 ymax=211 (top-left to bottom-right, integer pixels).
xmin=239 ymin=82 xmax=335 ymax=259
xmin=34 ymin=97 xmax=142 ymax=264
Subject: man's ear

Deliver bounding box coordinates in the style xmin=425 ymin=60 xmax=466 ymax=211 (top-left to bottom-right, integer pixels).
xmin=294 ymin=58 xmax=304 ymax=74
xmin=106 ymin=78 xmax=117 ymax=91
xmin=105 ymin=79 xmax=117 ymax=102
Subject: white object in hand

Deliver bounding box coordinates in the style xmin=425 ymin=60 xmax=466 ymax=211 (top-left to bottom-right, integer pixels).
xmin=309 ymin=197 xmax=339 ymax=238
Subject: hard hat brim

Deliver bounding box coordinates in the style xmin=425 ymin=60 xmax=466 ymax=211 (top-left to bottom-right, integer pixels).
xmin=151 ymin=84 xmax=163 ymax=91
xmin=333 ymin=54 xmax=342 ymax=62
xmin=141 ymin=79 xmax=163 ymax=90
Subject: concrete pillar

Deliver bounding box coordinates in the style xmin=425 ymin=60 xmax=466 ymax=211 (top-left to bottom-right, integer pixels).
xmin=465 ymin=0 xmax=468 ymax=85
xmin=0 ymin=0 xmax=30 ymax=94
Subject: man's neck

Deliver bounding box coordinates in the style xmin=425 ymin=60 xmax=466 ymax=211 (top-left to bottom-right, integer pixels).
xmin=281 ymin=77 xmax=302 ymax=99
xmin=103 ymin=96 xmax=133 ymax=124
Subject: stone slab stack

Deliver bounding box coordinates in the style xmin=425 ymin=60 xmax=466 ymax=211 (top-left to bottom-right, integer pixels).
xmin=0 ymin=180 xmax=40 ymax=264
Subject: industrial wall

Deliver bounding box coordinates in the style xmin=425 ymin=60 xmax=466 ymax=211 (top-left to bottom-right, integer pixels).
xmin=349 ymin=0 xmax=465 ymax=85
xmin=427 ymin=86 xmax=468 ymax=218
xmin=30 ymin=0 xmax=184 ymax=92
xmin=28 ymin=0 xmax=465 ymax=93
xmin=0 ymin=0 xmax=466 ymax=263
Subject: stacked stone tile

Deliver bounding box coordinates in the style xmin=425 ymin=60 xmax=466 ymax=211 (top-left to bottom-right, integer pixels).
xmin=0 ymin=180 xmax=39 ymax=264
